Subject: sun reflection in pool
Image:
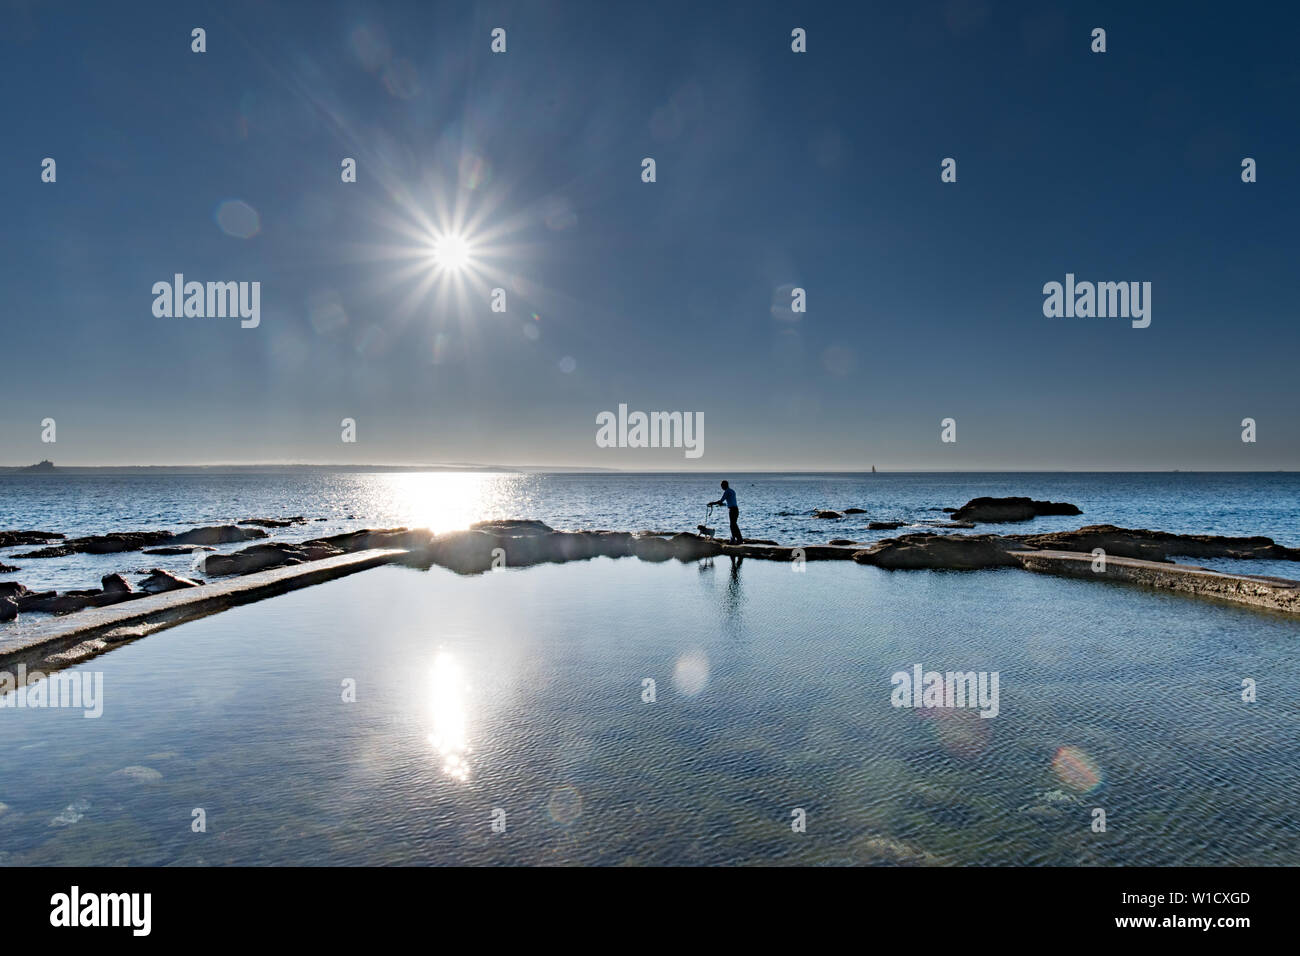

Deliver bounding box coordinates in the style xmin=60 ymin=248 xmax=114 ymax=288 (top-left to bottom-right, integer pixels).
xmin=427 ymin=651 xmax=472 ymax=781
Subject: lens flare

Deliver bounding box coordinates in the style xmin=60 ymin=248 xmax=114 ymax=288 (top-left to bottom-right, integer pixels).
xmin=1052 ymin=745 xmax=1103 ymax=793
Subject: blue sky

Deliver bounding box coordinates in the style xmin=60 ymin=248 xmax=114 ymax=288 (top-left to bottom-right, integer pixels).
xmin=3 ymin=0 xmax=1297 ymax=470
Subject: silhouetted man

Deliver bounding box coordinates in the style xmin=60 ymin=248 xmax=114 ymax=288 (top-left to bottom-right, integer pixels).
xmin=708 ymin=480 xmax=742 ymax=544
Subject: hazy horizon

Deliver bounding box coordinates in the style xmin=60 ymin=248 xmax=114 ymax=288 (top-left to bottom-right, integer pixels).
xmin=2 ymin=459 xmax=1296 ymax=475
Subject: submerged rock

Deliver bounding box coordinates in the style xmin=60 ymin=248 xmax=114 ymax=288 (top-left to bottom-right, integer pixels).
xmin=950 ymin=497 xmax=1082 ymax=523
xmin=868 ymin=521 xmax=906 ymax=530
xmin=111 ymin=766 xmax=163 ymax=784
xmin=829 ymin=538 xmax=859 ymax=546
xmin=814 ymin=510 xmax=843 ymax=519
xmin=843 ymin=508 xmax=867 ymax=514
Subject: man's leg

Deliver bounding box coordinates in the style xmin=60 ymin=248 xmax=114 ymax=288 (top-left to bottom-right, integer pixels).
xmin=729 ymin=507 xmax=742 ymax=544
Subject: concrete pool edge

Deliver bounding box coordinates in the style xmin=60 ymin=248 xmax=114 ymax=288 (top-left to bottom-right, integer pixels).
xmin=0 ymin=549 xmax=407 ymax=675
xmin=1009 ymin=549 xmax=1300 ymax=614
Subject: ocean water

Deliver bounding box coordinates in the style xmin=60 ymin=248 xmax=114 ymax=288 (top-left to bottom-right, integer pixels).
xmin=0 ymin=558 xmax=1297 ymax=866
xmin=3 ymin=471 xmax=1300 ymax=597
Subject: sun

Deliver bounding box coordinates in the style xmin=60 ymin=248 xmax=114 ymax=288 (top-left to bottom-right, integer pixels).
xmin=430 ymin=232 xmax=473 ymax=272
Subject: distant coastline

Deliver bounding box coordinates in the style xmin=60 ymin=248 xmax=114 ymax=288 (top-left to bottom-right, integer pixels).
xmin=0 ymin=462 xmax=619 ymax=475
xmin=1 ymin=463 xmax=1296 ymax=475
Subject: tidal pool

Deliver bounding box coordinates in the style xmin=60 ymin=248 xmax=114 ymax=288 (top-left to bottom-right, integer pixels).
xmin=1 ymin=557 xmax=1296 ymax=866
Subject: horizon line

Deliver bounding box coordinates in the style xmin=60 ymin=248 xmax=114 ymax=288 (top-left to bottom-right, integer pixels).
xmin=1 ymin=463 xmax=1296 ymax=475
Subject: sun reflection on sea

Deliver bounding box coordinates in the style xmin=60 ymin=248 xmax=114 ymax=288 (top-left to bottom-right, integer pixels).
xmin=427 ymin=650 xmax=472 ymax=781
xmin=371 ymin=471 xmax=531 ymax=534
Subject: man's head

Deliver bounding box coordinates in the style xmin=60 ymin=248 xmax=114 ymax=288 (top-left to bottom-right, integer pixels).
xmin=720 ymin=480 xmax=729 ymax=490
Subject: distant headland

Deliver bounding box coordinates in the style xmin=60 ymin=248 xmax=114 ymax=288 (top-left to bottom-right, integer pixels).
xmin=0 ymin=461 xmax=618 ymax=475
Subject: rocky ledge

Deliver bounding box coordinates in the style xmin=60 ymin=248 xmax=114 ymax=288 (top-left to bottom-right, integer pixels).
xmin=4 ymin=519 xmax=1300 ymax=624
xmin=11 ymin=524 xmax=267 ymax=558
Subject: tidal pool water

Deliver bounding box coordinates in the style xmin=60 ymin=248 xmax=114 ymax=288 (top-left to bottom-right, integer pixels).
xmin=0 ymin=557 xmax=1296 ymax=866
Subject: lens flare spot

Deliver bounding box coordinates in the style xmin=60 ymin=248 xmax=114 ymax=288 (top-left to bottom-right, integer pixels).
xmin=547 ymin=785 xmax=583 ymax=825
xmin=672 ymin=649 xmax=710 ymax=697
xmin=1052 ymin=745 xmax=1103 ymax=793
xmin=214 ymin=200 xmax=260 ymax=239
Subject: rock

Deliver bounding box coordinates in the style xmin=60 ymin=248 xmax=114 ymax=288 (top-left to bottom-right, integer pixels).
xmin=924 ymin=520 xmax=976 ymax=529
xmin=101 ymin=573 xmax=133 ymax=595
xmin=829 ymin=538 xmax=858 ymax=546
xmin=237 ymin=517 xmax=307 ymax=528
xmin=630 ymin=533 xmax=722 ymax=563
xmin=137 ymin=569 xmax=202 ymax=593
xmin=949 ymin=497 xmax=1082 ymax=523
xmin=470 ymin=519 xmax=555 ymax=536
xmin=19 ymin=590 xmax=105 ymax=614
xmin=868 ymin=521 xmax=906 ymax=530
xmin=941 ymin=508 xmax=957 ymax=513
xmin=0 ymin=563 xmax=20 ymax=573
xmin=0 ymin=598 xmax=16 ymax=621
xmin=814 ymin=510 xmax=843 ymax=519
xmin=852 ymin=533 xmax=1027 ymax=570
xmin=14 ymin=589 xmax=55 ymax=611
xmin=0 ymin=582 xmax=30 ymax=601
xmin=413 ymin=526 xmax=640 ymax=574
xmin=142 ymin=545 xmax=217 ymax=555
xmin=1021 ymin=525 xmax=1300 ymax=562
xmin=843 ymin=508 xmax=867 ymax=514
xmin=166 ymin=525 xmax=267 ymax=546
xmin=201 ymin=542 xmax=342 ymax=576
xmin=305 ymin=527 xmax=434 ymax=553
xmin=14 ymin=531 xmax=173 ymax=558
xmin=0 ymin=530 xmax=64 ymax=547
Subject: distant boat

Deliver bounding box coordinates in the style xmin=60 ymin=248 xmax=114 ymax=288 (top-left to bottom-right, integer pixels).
xmin=871 ymin=466 xmax=876 ymax=473
xmin=20 ymin=460 xmax=56 ymax=472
